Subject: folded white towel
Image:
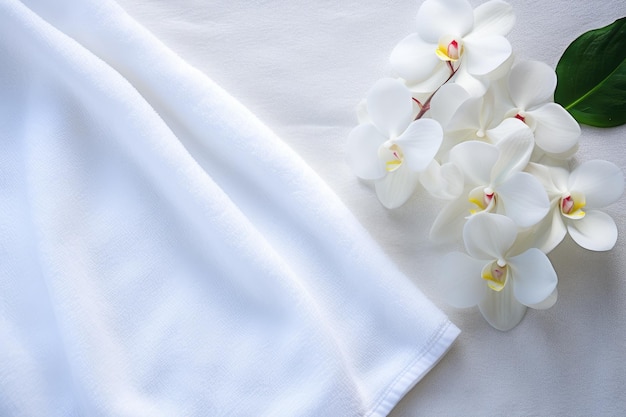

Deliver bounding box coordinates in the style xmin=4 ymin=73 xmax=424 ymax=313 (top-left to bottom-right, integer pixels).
xmin=0 ymin=1 xmax=459 ymax=415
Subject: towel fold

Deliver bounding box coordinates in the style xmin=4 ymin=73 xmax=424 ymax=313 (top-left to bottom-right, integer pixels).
xmin=0 ymin=1 xmax=459 ymax=415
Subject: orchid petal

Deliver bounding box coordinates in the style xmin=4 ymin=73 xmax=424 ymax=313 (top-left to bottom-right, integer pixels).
xmin=471 ymin=0 xmax=516 ymax=37
xmin=478 ymin=281 xmax=527 ymax=331
xmin=507 ymin=60 xmax=556 ymax=110
xmin=366 ymin=78 xmax=413 ymax=138
xmin=390 ymin=34 xmax=440 ymax=85
xmin=356 ymin=99 xmax=369 ymax=124
xmin=449 ymin=140 xmax=498 ymax=185
xmin=374 ymin=164 xmax=420 ymax=209
xmin=420 ymin=160 xmax=464 ymax=200
xmin=536 ymin=142 xmax=580 ymax=161
xmin=446 ymin=94 xmax=484 ymax=134
xmin=430 ymin=195 xmax=472 ymax=243
xmin=416 ymin=0 xmax=474 ymax=42
xmin=485 ymin=116 xmax=525 ymax=144
xmin=478 ymin=88 xmax=496 ymax=131
xmin=463 ymin=35 xmax=512 ymax=76
xmin=567 ymin=210 xmax=618 ymax=251
xmin=429 ymin=83 xmax=470 ymax=127
xmin=568 ymin=160 xmax=625 ymax=209
xmin=346 ymin=123 xmax=387 ymax=180
xmin=524 ymin=162 xmax=569 ymax=197
xmin=531 ymin=204 xmax=567 ymax=254
xmin=463 ymin=212 xmax=517 ymax=261
xmin=490 ymin=120 xmax=534 ymax=184
xmin=405 ymin=63 xmax=451 ymax=94
xmin=527 ymin=288 xmax=558 ymax=310
xmin=508 ymin=248 xmax=558 ymax=306
xmin=395 ymin=119 xmax=443 ymax=172
xmin=487 ymin=76 xmax=515 ymax=116
xmin=486 ymin=52 xmax=516 ymax=83
xmin=496 ymin=172 xmax=550 ymax=228
xmin=439 ymin=252 xmax=488 ymax=308
xmin=452 ymin=65 xmax=490 ymax=96
xmin=527 ymin=103 xmax=581 ymax=155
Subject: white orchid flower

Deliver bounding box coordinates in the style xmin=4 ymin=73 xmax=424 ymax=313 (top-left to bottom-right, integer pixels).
xmin=430 ymin=82 xmax=515 ymax=152
xmin=503 ymin=60 xmax=581 ymax=157
xmin=430 ymin=119 xmax=550 ymax=241
xmin=390 ymin=0 xmax=514 ymax=93
xmin=346 ymin=78 xmax=443 ymax=208
xmin=526 ymin=160 xmax=624 ymax=252
xmin=440 ymin=212 xmax=558 ymax=331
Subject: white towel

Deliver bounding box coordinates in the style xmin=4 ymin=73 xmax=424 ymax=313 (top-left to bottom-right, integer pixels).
xmin=0 ymin=1 xmax=459 ymax=415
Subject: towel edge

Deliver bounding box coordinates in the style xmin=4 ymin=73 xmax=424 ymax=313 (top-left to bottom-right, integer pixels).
xmin=367 ymin=320 xmax=461 ymax=417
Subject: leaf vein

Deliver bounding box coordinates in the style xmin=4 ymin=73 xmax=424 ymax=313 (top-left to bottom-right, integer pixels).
xmin=564 ymin=56 xmax=626 ymax=111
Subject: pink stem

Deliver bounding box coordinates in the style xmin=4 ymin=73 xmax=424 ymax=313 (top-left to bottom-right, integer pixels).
xmin=414 ymin=63 xmax=459 ymax=121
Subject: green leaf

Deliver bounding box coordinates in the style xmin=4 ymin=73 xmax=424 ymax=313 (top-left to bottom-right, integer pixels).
xmin=555 ymin=17 xmax=626 ymax=127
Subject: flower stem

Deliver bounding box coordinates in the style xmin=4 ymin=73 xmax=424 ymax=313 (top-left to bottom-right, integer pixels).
xmin=414 ymin=64 xmax=459 ymax=121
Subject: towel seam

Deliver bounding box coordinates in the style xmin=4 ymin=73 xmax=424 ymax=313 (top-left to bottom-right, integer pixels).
xmin=364 ymin=319 xmax=458 ymax=417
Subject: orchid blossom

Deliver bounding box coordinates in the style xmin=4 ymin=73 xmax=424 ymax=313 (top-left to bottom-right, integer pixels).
xmin=346 ymin=0 xmax=625 ymax=331
xmin=346 ymin=78 xmax=443 ymax=208
xmin=429 ymin=82 xmax=514 ymax=151
xmin=440 ymin=212 xmax=558 ymax=330
xmin=430 ymin=119 xmax=549 ymax=242
xmin=502 ymin=60 xmax=581 ymax=157
xmin=526 ymin=160 xmax=624 ymax=252
xmin=390 ymin=0 xmax=515 ymax=94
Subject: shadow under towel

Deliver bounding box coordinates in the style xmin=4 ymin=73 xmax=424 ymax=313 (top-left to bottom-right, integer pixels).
xmin=0 ymin=1 xmax=459 ymax=416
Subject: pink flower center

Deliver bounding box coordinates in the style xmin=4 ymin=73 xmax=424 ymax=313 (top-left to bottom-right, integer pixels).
xmin=560 ymin=193 xmax=586 ymax=219
xmin=436 ymin=35 xmax=463 ymax=62
xmin=447 ymin=40 xmax=460 ymax=60
xmin=483 ymin=189 xmax=495 ymax=207
xmin=561 ymin=195 xmax=574 ymax=214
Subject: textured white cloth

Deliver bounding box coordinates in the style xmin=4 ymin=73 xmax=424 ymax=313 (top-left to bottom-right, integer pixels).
xmin=0 ymin=0 xmax=460 ymax=416
xmin=106 ymin=0 xmax=626 ymax=416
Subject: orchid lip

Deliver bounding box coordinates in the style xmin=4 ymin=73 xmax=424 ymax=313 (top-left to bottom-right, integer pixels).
xmin=482 ymin=260 xmax=508 ymax=292
xmin=560 ymin=192 xmax=586 ymax=219
xmin=378 ymin=140 xmax=404 ymax=172
xmin=468 ymin=186 xmax=497 ymax=214
xmin=436 ymin=35 xmax=463 ymax=62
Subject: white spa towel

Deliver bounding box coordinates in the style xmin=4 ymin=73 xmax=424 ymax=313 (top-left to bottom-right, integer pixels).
xmin=0 ymin=1 xmax=459 ymax=415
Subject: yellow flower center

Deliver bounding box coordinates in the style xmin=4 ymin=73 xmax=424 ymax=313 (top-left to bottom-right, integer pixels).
xmin=482 ymin=259 xmax=508 ymax=292
xmin=378 ymin=141 xmax=404 ymax=172
xmin=469 ymin=186 xmax=496 ymax=215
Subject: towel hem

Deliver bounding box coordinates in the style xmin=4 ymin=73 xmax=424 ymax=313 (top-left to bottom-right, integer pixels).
xmin=366 ymin=320 xmax=460 ymax=417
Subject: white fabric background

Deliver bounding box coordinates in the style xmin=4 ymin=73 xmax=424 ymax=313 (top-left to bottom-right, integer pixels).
xmin=111 ymin=0 xmax=626 ymax=415
xmin=1 ymin=0 xmax=460 ymax=415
